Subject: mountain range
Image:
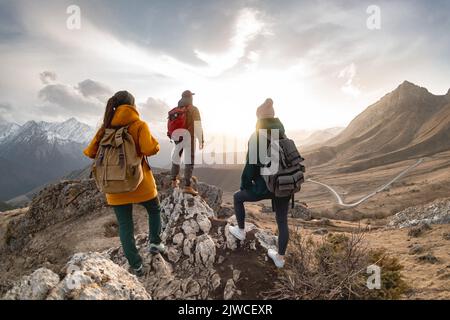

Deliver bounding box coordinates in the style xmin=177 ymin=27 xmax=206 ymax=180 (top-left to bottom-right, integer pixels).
xmin=305 ymin=81 xmax=450 ymax=171
xmin=3 ymin=80 xmax=449 ymax=203
xmin=0 ymin=118 xmax=95 ymax=202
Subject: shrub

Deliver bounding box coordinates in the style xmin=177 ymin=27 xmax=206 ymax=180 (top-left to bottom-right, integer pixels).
xmin=263 ymin=228 xmax=408 ymax=300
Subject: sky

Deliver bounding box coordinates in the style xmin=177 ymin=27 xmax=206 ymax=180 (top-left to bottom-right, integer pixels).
xmin=0 ymin=0 xmax=450 ymax=139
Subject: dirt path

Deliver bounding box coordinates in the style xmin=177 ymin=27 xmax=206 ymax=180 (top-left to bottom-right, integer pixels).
xmin=307 ymin=158 xmax=424 ymax=208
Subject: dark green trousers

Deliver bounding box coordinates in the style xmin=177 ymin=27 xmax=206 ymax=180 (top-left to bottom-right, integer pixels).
xmin=112 ymin=197 xmax=162 ymax=269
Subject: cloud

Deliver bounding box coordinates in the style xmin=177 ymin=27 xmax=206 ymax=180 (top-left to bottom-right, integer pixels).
xmin=0 ymin=102 xmax=12 ymax=112
xmin=39 ymin=71 xmax=57 ymax=85
xmin=194 ymin=8 xmax=268 ymax=75
xmin=0 ymin=103 xmax=13 ymax=122
xmin=37 ymin=78 xmax=112 ymax=120
xmin=1 ymin=0 xmax=450 ymax=129
xmin=139 ymin=97 xmax=170 ymax=123
xmin=338 ymin=63 xmax=361 ymax=97
xmin=77 ymin=79 xmax=113 ymax=99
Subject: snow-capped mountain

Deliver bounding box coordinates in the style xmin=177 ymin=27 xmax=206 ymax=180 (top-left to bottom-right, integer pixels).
xmin=38 ymin=118 xmax=96 ymax=144
xmin=0 ymin=118 xmax=95 ymax=145
xmin=0 ymin=121 xmax=21 ymax=143
xmin=0 ymin=118 xmax=95 ymax=202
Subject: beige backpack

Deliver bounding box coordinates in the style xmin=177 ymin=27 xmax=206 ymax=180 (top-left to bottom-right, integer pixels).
xmin=92 ymin=126 xmax=143 ymax=194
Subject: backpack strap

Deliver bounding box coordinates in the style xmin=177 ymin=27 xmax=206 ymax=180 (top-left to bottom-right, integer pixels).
xmin=96 ymin=146 xmax=105 ymax=166
xmin=114 ymin=127 xmax=126 ymax=146
xmin=118 ymin=144 xmax=125 ymax=168
xmin=291 ymin=194 xmax=295 ymax=209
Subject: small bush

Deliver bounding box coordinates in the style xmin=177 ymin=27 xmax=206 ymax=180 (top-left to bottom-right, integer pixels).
xmin=408 ymin=223 xmax=431 ymax=237
xmin=263 ymin=229 xmax=408 ymax=300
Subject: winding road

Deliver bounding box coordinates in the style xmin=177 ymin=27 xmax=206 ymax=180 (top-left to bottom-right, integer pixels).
xmin=307 ymin=158 xmax=424 ymax=208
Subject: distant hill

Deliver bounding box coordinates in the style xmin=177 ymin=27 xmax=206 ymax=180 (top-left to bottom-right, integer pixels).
xmin=306 ymin=81 xmax=450 ymax=171
xmin=299 ymin=127 xmax=344 ymax=147
xmin=0 ymin=201 xmax=13 ymax=212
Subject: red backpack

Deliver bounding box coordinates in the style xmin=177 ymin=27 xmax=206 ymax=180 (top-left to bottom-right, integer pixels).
xmin=167 ymin=105 xmax=192 ymax=139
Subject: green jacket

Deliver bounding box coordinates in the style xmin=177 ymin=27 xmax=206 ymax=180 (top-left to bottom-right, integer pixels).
xmin=240 ymin=118 xmax=286 ymax=197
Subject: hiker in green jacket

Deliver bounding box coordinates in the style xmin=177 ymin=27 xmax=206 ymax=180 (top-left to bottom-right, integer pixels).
xmin=229 ymin=98 xmax=291 ymax=268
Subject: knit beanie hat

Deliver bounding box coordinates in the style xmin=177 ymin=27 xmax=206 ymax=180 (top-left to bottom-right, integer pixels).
xmin=256 ymin=98 xmax=275 ymax=119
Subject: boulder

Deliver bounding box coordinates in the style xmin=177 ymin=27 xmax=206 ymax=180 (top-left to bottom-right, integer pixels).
xmin=2 ymin=268 xmax=59 ymax=300
xmin=3 ymin=252 xmax=150 ymax=300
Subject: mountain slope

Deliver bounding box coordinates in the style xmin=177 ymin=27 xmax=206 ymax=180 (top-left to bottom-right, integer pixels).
xmin=0 ymin=122 xmax=21 ymax=143
xmin=0 ymin=119 xmax=94 ymax=201
xmin=300 ymin=127 xmax=344 ymax=147
xmin=306 ymin=81 xmax=450 ymax=170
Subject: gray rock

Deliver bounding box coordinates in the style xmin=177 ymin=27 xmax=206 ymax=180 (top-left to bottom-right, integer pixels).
xmin=47 ymin=252 xmax=151 ymax=300
xmin=408 ymin=244 xmax=425 ymax=255
xmin=290 ymin=204 xmax=313 ymax=220
xmin=2 ymin=268 xmax=59 ymax=300
xmin=182 ymin=219 xmax=200 ymax=236
xmin=195 ymin=235 xmax=216 ymax=268
xmin=172 ymin=233 xmax=184 ymax=246
xmin=4 ymin=253 xmax=150 ymax=300
xmin=196 ymin=182 xmax=223 ymax=212
xmin=313 ymin=228 xmax=329 ymax=235
xmin=388 ymin=198 xmax=450 ymax=229
xmin=211 ymin=273 xmax=221 ymax=290
xmin=224 ymin=279 xmax=236 ymax=300
xmin=197 ymin=213 xmax=212 ymax=234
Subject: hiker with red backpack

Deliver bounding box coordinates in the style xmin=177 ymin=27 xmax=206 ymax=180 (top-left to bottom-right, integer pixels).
xmin=84 ymin=91 xmax=164 ymax=277
xmin=167 ymin=90 xmax=204 ymax=196
xmin=229 ymin=98 xmax=305 ymax=269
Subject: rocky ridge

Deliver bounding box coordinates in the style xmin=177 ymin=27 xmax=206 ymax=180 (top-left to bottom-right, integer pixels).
xmin=388 ymin=198 xmax=450 ymax=228
xmin=3 ymin=182 xmax=279 ymax=300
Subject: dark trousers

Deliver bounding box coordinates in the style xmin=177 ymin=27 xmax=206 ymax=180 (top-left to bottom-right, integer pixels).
xmin=234 ymin=190 xmax=290 ymax=255
xmin=112 ymin=197 xmax=161 ymax=269
xmin=171 ymin=140 xmax=195 ymax=186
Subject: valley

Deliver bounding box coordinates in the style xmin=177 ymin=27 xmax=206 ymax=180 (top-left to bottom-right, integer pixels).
xmin=1 ymin=81 xmax=450 ymax=300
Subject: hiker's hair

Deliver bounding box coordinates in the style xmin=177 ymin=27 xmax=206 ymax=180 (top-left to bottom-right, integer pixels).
xmin=102 ymin=91 xmax=135 ymax=129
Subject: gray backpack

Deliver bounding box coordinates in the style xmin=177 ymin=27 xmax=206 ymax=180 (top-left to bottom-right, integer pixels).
xmin=261 ymin=135 xmax=305 ymax=203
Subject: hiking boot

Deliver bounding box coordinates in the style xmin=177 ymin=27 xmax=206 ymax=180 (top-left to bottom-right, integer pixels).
xmin=183 ymin=186 xmax=199 ymax=196
xmin=171 ymin=179 xmax=180 ymax=188
xmin=268 ymin=248 xmax=285 ymax=269
xmin=131 ymin=264 xmax=145 ymax=277
xmin=229 ymin=225 xmax=246 ymax=241
xmin=149 ymin=242 xmax=166 ymax=255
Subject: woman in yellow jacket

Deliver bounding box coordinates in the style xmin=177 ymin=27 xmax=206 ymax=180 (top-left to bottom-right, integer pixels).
xmin=84 ymin=91 xmax=164 ymax=276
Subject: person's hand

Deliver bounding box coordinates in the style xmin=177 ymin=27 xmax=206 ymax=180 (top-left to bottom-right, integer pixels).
xmin=199 ymin=142 xmax=205 ymax=150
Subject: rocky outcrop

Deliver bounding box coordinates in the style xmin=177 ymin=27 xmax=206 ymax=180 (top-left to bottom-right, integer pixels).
xmin=388 ymin=198 xmax=450 ymax=229
xmin=4 ymin=180 xmax=107 ymax=252
xmin=2 ymin=268 xmax=59 ymax=300
xmin=3 ymin=183 xmax=278 ymax=300
xmin=104 ymin=189 xmax=278 ymax=300
xmin=153 ymin=171 xmax=223 ymax=212
xmin=196 ymin=182 xmax=223 ymax=212
xmin=3 ymin=252 xmax=150 ymax=300
xmin=290 ymin=204 xmax=312 ymax=220
xmin=2 ymin=172 xmax=223 ymax=254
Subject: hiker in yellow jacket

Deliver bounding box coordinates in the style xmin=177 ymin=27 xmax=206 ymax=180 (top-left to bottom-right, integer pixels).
xmin=84 ymin=91 xmax=164 ymax=276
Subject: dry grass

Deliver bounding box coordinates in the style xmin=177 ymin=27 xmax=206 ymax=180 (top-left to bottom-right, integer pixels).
xmin=263 ymin=228 xmax=408 ymax=300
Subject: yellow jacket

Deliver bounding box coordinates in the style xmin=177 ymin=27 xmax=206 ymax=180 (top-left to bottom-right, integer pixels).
xmin=84 ymin=105 xmax=160 ymax=205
